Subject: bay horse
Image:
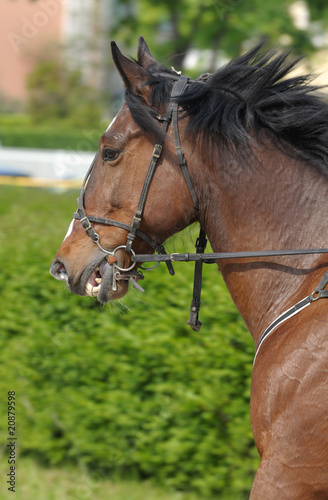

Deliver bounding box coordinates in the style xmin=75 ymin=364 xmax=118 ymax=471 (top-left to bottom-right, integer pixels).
xmin=50 ymin=37 xmax=328 ymax=498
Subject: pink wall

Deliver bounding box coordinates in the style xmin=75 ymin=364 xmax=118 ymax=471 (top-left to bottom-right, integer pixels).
xmin=0 ymin=0 xmax=64 ymax=104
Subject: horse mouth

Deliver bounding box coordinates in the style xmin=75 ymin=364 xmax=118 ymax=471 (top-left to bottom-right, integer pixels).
xmin=85 ymin=259 xmax=108 ymax=300
xmin=51 ymin=249 xmax=136 ymax=302
xmin=85 ymin=258 xmax=129 ymax=302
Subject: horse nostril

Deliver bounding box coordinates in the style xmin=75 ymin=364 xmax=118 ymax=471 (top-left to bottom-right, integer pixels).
xmin=50 ymin=260 xmax=69 ymax=282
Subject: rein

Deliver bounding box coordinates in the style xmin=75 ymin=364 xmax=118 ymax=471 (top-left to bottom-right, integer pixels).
xmin=132 ymin=247 xmax=328 ymax=357
xmin=73 ymin=70 xmax=328 ymax=361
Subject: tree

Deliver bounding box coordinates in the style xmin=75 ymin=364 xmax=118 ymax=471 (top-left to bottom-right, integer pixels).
xmin=111 ymin=0 xmax=325 ymax=72
xmin=26 ymin=56 xmax=102 ymax=127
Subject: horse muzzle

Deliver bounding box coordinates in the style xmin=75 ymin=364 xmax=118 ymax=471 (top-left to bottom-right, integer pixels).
xmin=50 ymin=245 xmax=144 ymax=302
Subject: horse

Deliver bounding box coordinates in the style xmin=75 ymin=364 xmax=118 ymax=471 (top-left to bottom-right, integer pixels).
xmin=50 ymin=37 xmax=328 ymax=498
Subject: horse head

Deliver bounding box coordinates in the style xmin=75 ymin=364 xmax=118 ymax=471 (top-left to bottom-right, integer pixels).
xmin=50 ymin=37 xmax=197 ymax=302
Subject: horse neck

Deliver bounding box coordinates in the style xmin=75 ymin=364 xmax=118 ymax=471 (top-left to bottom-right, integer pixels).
xmin=196 ymin=144 xmax=328 ymax=345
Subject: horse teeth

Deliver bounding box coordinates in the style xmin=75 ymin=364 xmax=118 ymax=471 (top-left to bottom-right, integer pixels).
xmin=95 ymin=278 xmax=102 ymax=284
xmin=85 ymin=282 xmax=94 ymax=296
xmin=85 ymin=282 xmax=100 ymax=297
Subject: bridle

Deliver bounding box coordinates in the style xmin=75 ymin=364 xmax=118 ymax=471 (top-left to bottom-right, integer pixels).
xmin=73 ymin=74 xmax=206 ymax=320
xmin=73 ymin=71 xmax=328 ymax=360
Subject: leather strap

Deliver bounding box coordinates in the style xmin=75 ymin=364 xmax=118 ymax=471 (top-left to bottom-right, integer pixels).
xmin=124 ymin=76 xmax=198 ymax=253
xmin=125 ymin=142 xmax=167 ymax=254
xmin=253 ymin=270 xmax=328 ymax=364
xmin=74 ymin=125 xmax=178 ymax=274
xmin=132 ymin=247 xmax=328 ymax=263
xmin=187 ymin=228 xmax=207 ymax=331
xmin=74 ymin=153 xmax=166 ymax=252
xmin=171 ymin=76 xmax=200 ymax=217
xmin=74 ymin=210 xmax=163 ymax=252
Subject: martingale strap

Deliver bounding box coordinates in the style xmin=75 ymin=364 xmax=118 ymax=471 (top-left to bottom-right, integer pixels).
xmin=187 ymin=228 xmax=208 ymax=331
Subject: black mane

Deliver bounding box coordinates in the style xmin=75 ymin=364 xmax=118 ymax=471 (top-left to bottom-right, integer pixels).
xmin=125 ymin=45 xmax=328 ymax=173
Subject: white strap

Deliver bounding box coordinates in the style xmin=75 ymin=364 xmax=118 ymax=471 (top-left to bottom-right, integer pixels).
xmin=253 ymin=295 xmax=312 ymax=365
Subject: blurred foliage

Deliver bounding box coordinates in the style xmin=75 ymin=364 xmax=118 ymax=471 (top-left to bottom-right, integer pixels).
xmin=307 ymin=0 xmax=328 ymax=23
xmin=0 ymin=114 xmax=103 ymax=150
xmin=0 ymin=186 xmax=258 ymax=498
xmin=112 ymin=0 xmax=328 ymax=70
xmin=26 ymin=57 xmax=102 ymax=128
xmin=9 ymin=0 xmax=328 ymax=135
xmin=6 ymin=1 xmax=328 ymax=145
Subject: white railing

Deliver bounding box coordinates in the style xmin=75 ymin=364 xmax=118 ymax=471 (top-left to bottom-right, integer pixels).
xmin=0 ymin=147 xmax=95 ymax=180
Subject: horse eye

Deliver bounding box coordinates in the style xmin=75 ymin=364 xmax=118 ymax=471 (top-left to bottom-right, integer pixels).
xmin=102 ymin=148 xmax=121 ymax=162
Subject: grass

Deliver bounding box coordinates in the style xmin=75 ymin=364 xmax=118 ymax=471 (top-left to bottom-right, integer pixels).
xmin=0 ymin=457 xmax=202 ymax=500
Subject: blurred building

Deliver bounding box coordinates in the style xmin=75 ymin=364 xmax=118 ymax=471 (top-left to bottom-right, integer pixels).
xmin=0 ymin=0 xmax=112 ymax=110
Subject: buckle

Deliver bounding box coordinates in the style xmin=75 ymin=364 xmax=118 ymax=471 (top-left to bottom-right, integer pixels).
xmin=131 ymin=215 xmax=142 ymax=228
xmin=80 ymin=216 xmax=92 ymax=232
xmin=152 ymin=144 xmax=163 ymax=158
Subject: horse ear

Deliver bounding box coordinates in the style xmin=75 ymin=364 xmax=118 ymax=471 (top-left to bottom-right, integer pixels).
xmin=111 ymin=41 xmax=151 ymax=100
xmin=137 ymin=36 xmax=157 ymax=68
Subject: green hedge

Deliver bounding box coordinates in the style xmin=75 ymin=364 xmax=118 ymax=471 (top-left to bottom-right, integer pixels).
xmin=0 ymin=114 xmax=103 ymax=150
xmin=0 ymin=186 xmax=259 ymax=499
xmin=0 ymin=125 xmax=91 ymax=150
